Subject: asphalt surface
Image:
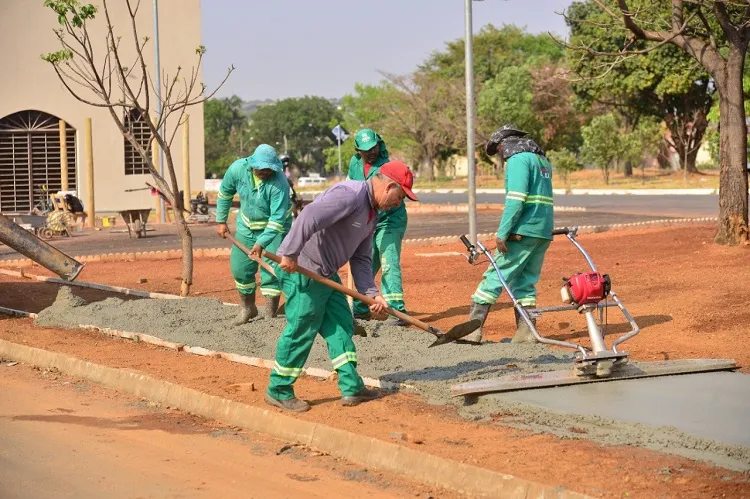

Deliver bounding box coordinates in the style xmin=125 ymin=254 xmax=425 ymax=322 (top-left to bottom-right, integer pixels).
xmin=386 ymin=193 xmax=726 ymax=218
xmin=0 ymin=210 xmax=681 ymax=259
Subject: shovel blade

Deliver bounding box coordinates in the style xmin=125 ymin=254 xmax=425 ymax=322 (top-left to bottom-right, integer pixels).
xmin=428 ymin=319 xmax=482 ymax=347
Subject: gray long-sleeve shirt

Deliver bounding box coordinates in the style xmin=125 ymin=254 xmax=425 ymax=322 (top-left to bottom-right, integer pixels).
xmin=277 ymin=180 xmax=379 ymax=297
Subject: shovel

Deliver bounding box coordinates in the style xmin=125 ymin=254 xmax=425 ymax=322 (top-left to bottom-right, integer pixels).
xmin=226 ymin=233 xmax=480 ymax=347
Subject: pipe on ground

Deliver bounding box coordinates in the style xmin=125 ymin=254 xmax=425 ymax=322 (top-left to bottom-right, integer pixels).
xmin=0 ymin=213 xmax=83 ymax=281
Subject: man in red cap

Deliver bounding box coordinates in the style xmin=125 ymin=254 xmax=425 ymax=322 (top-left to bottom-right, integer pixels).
xmin=265 ymin=161 xmax=418 ymax=412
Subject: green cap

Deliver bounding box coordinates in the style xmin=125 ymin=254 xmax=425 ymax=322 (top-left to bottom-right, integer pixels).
xmin=354 ymin=129 xmax=379 ymax=151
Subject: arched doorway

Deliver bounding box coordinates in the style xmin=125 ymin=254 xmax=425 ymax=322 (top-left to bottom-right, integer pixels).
xmin=0 ymin=110 xmax=77 ymax=213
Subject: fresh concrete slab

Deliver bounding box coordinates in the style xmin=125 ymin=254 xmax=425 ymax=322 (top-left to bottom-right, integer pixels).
xmin=500 ymin=371 xmax=750 ymax=448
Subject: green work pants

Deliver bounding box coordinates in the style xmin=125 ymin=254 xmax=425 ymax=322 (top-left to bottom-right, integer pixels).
xmin=472 ymin=236 xmax=551 ymax=307
xmin=230 ymin=227 xmax=285 ymax=297
xmin=353 ymin=226 xmax=406 ymax=316
xmin=267 ymin=271 xmax=365 ymax=401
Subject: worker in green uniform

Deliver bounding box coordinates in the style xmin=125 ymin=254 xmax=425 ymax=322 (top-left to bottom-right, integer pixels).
xmin=347 ymin=129 xmax=409 ymax=325
xmin=216 ymin=144 xmax=292 ymax=324
xmin=265 ymin=161 xmax=419 ymax=412
xmin=461 ymin=125 xmax=554 ymax=344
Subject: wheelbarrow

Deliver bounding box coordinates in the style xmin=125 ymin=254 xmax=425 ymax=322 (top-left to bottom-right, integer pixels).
xmin=119 ymin=208 xmax=152 ymax=238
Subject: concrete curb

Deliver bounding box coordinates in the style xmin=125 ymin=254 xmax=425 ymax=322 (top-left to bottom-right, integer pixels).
xmin=0 ymin=339 xmax=591 ymax=499
xmin=74 ymin=324 xmax=410 ymax=393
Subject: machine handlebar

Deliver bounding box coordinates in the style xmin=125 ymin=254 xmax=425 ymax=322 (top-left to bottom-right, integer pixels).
xmin=459 ymin=235 xmax=473 ymax=251
xmin=552 ymin=227 xmax=571 ymax=236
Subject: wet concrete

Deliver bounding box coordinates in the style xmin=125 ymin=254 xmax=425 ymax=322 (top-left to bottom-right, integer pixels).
xmin=502 ymin=372 xmax=750 ymax=448
xmin=36 ymin=287 xmax=750 ymax=470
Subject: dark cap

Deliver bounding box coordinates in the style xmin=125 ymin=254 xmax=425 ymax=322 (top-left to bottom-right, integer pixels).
xmin=485 ymin=124 xmax=528 ymax=156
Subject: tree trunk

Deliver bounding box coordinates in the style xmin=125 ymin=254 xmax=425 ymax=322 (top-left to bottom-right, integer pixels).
xmin=624 ymin=160 xmax=633 ymax=177
xmin=174 ymin=213 xmax=194 ymax=296
xmin=713 ymin=48 xmax=749 ymax=246
xmin=420 ymin=155 xmax=435 ymax=182
xmin=162 ymin=150 xmax=195 ymax=295
xmin=656 ymin=142 xmax=672 ymax=169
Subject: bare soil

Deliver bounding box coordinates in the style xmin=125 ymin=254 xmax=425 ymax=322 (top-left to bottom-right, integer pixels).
xmin=0 ymin=361 xmax=454 ymax=498
xmin=2 ymin=224 xmax=750 ymax=498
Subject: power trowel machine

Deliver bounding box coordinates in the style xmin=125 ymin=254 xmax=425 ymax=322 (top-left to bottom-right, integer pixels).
xmin=452 ymin=227 xmax=736 ymax=397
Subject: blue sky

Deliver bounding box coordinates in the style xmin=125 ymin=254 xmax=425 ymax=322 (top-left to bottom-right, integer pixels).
xmin=201 ymin=0 xmax=574 ymax=101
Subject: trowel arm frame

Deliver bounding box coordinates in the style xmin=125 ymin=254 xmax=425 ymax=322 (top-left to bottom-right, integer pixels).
xmin=473 ymin=240 xmax=588 ymax=355
xmin=553 ymin=228 xmax=640 ymax=353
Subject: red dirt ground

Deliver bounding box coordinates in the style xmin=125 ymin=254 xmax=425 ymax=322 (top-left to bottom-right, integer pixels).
xmin=2 ymin=224 xmax=749 ymax=498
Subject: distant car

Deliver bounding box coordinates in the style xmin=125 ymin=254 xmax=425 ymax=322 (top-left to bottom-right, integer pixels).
xmin=296 ymin=176 xmax=328 ymax=187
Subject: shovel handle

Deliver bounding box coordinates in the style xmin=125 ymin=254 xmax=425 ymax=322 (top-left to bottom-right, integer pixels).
xmin=255 ymin=247 xmax=437 ymax=335
xmin=224 ymin=233 xmax=277 ymax=277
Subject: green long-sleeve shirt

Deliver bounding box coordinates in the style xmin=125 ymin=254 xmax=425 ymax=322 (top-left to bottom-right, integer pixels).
xmin=347 ymin=152 xmax=407 ymax=232
xmin=497 ymin=152 xmax=554 ymax=241
xmin=216 ymin=158 xmax=292 ymax=248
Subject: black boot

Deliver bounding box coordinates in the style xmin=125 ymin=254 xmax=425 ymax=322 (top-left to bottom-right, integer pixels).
xmin=234 ymin=291 xmax=258 ymax=325
xmin=262 ymin=295 xmax=280 ymax=319
xmin=457 ymin=302 xmax=491 ymax=344
xmin=511 ymin=307 xmax=538 ymax=344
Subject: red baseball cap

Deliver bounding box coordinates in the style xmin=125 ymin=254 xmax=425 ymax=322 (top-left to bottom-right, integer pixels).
xmin=378 ymin=161 xmax=419 ymax=201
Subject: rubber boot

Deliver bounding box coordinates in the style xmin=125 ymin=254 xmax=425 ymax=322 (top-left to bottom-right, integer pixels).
xmin=264 ymin=394 xmax=310 ymax=412
xmin=341 ymin=388 xmax=381 ymax=407
xmin=234 ymin=291 xmax=258 ymax=325
xmin=511 ymin=307 xmax=538 ymax=344
xmin=262 ymin=295 xmax=280 ymax=319
xmin=457 ymin=302 xmax=491 ymax=345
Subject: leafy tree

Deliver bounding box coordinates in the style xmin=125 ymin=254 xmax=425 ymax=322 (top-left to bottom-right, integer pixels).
xmin=41 ymin=0 xmax=232 ymax=296
xmin=565 ymin=0 xmax=749 ymax=245
xmin=565 ymin=1 xmax=715 ymax=175
xmin=422 ymin=24 xmax=564 ymax=81
xmin=204 ymin=96 xmax=249 ymax=177
xmin=530 ymin=64 xmax=586 ymax=153
xmin=547 ymin=148 xmax=582 ymax=185
xmin=248 ymin=96 xmax=341 ymax=173
xmin=627 ymin=117 xmax=667 ymax=182
xmin=478 ymin=66 xmax=544 ymax=146
xmin=421 ymin=25 xmax=580 ymax=163
xmin=580 ymin=113 xmax=626 ymax=184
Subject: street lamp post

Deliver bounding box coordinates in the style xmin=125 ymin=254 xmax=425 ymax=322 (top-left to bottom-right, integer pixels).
xmin=153 ymin=0 xmax=166 ymax=223
xmin=464 ymin=0 xmax=480 ymax=244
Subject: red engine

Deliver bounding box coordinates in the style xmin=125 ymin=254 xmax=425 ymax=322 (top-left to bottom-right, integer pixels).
xmin=561 ymin=272 xmax=611 ymax=306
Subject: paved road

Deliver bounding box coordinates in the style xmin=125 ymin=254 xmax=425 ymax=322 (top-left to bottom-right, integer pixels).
xmin=0 ymin=211 xmax=678 ymax=259
xmin=0 ymin=364 xmax=431 ymax=499
xmin=397 ymin=193 xmax=726 ymax=218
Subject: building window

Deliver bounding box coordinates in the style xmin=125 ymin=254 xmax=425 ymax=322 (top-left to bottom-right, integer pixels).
xmin=0 ymin=110 xmax=77 ymax=213
xmin=124 ymin=109 xmax=152 ymax=175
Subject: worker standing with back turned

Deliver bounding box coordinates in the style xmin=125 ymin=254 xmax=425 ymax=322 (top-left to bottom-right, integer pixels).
xmin=461 ymin=125 xmax=554 ymax=345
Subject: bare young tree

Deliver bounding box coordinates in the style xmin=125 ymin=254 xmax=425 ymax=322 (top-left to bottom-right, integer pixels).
xmin=565 ymin=0 xmax=749 ymax=245
xmin=378 ymin=71 xmax=466 ymax=181
xmin=41 ymin=0 xmax=233 ymax=295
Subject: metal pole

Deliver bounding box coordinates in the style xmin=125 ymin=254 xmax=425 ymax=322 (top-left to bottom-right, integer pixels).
xmin=59 ymin=120 xmax=69 ymax=191
xmin=464 ymin=0 xmax=477 ymax=244
xmin=84 ymin=118 xmax=95 ymax=228
xmin=337 ymin=126 xmax=342 ymax=177
xmin=283 ymin=134 xmax=288 ymax=155
xmin=153 ymin=0 xmax=166 ymax=223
